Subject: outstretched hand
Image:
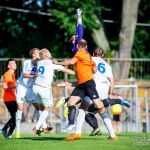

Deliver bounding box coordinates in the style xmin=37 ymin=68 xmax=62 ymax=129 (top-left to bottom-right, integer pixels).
xmin=76 ymin=8 xmax=82 ymax=16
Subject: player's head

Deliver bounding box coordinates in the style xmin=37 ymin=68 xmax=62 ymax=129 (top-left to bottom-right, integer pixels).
xmin=6 ymin=58 xmax=17 ymax=71
xmin=67 ymin=34 xmax=77 ymax=44
xmin=29 ymin=48 xmax=40 ymax=60
xmin=77 ymin=39 xmax=87 ymax=49
xmin=93 ymin=47 xmax=104 ymax=58
xmin=40 ymin=48 xmax=52 ymax=59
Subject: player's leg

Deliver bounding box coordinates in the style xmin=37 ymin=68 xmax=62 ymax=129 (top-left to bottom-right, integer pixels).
xmin=5 ymin=101 xmax=17 ymax=137
xmin=89 ymin=101 xmax=117 ymax=140
xmin=15 ymin=84 xmax=26 ymax=138
xmin=56 ymin=97 xmax=69 ymax=108
xmin=27 ymin=86 xmax=50 ymax=133
xmin=33 ymin=106 xmax=49 ymax=135
xmin=66 ymin=109 xmax=85 ymax=141
xmin=32 ymin=85 xmax=52 ymax=135
xmin=89 ymin=100 xmax=117 ymax=140
xmin=66 ymin=102 xmax=87 ymax=141
xmin=103 ymin=97 xmax=130 ymax=108
xmin=63 ymin=86 xmax=82 ymax=133
xmin=83 ymin=96 xmax=102 ymax=136
xmin=85 ymin=113 xmax=102 ymax=136
xmin=100 ymin=111 xmax=118 ymax=140
xmin=0 ymin=101 xmax=16 ymax=137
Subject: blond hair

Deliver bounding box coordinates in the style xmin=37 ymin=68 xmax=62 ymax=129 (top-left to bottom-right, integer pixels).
xmin=39 ymin=48 xmax=51 ymax=59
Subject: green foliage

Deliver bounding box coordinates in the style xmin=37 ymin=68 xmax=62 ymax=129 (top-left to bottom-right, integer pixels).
xmin=132 ymin=28 xmax=150 ymax=58
xmin=48 ymin=0 xmax=101 ymax=36
xmin=0 ymin=0 xmax=150 ymax=59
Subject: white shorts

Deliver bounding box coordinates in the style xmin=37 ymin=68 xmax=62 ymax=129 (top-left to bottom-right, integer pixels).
xmin=96 ymin=82 xmax=109 ymax=99
xmin=16 ymin=84 xmax=37 ymax=104
xmin=32 ymin=84 xmax=53 ymax=107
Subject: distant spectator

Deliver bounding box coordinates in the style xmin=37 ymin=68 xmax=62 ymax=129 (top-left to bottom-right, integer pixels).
xmin=112 ymin=104 xmax=122 ymax=134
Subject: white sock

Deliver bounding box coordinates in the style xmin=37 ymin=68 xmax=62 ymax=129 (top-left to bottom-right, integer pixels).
xmin=101 ymin=113 xmax=116 ymax=138
xmin=42 ymin=120 xmax=47 ymax=128
xmin=36 ymin=110 xmax=47 ymax=129
xmin=16 ymin=110 xmax=23 ymax=132
xmin=75 ymin=109 xmax=85 ymax=134
xmin=35 ymin=110 xmax=48 ymax=130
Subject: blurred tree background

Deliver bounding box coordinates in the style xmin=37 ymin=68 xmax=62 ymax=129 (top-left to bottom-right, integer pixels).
xmin=0 ymin=0 xmax=149 ymax=59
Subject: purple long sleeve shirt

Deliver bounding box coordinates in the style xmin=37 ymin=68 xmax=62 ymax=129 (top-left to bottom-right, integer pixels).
xmin=72 ymin=24 xmax=88 ymax=53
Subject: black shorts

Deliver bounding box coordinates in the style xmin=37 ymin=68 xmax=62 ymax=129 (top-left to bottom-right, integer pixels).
xmin=71 ymin=79 xmax=99 ymax=100
xmin=113 ymin=114 xmax=120 ymax=121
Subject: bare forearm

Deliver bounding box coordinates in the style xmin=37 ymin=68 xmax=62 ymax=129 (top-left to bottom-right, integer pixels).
xmin=109 ymin=78 xmax=114 ymax=96
xmin=63 ymin=68 xmax=75 ymax=75
xmin=56 ymin=60 xmax=72 ymax=66
xmin=23 ymin=73 xmax=35 ymax=78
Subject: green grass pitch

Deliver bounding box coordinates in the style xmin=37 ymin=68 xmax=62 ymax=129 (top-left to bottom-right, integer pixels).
xmin=0 ymin=133 xmax=150 ymax=150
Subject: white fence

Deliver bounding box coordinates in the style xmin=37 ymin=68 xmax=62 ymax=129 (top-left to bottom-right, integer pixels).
xmin=0 ymin=58 xmax=150 ymax=80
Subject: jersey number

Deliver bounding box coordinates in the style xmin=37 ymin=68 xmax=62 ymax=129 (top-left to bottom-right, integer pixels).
xmin=31 ymin=67 xmax=37 ymax=73
xmin=38 ymin=66 xmax=45 ymax=74
xmin=97 ymin=63 xmax=106 ymax=73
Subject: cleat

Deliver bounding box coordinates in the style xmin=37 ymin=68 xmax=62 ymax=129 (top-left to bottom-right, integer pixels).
xmin=40 ymin=127 xmax=53 ymax=134
xmin=63 ymin=106 xmax=69 ymax=118
xmin=90 ymin=128 xmax=102 ymax=136
xmin=0 ymin=129 xmax=7 ymax=137
xmin=107 ymin=136 xmax=118 ymax=141
xmin=62 ymin=124 xmax=75 ymax=133
xmin=121 ymin=100 xmax=130 ymax=108
xmin=7 ymin=135 xmax=14 ymax=139
xmin=15 ymin=131 xmax=21 ymax=138
xmin=56 ymin=97 xmax=66 ymax=108
xmin=66 ymin=134 xmax=81 ymax=141
xmin=33 ymin=127 xmax=41 ymax=136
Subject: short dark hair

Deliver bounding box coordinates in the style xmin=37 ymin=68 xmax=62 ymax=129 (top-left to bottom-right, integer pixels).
xmin=78 ymin=39 xmax=87 ymax=48
xmin=6 ymin=58 xmax=15 ymax=69
xmin=93 ymin=47 xmax=104 ymax=57
xmin=29 ymin=48 xmax=39 ymax=57
xmin=67 ymin=34 xmax=76 ymax=43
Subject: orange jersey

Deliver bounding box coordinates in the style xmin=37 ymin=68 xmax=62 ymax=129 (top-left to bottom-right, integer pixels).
xmin=3 ymin=70 xmax=16 ymax=102
xmin=73 ymin=49 xmax=96 ymax=84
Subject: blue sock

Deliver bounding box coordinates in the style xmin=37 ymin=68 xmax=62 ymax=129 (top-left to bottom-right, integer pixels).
xmin=121 ymin=100 xmax=130 ymax=107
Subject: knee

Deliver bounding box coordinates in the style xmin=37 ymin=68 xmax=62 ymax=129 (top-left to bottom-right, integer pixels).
xmin=93 ymin=100 xmax=104 ymax=110
xmin=17 ymin=105 xmax=24 ymax=111
xmin=98 ymin=107 xmax=106 ymax=114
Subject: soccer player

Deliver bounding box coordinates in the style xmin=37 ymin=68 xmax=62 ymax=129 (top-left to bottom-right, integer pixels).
xmin=54 ymin=39 xmax=111 ymax=135
xmin=15 ymin=48 xmax=44 ymax=138
xmin=68 ymin=47 xmax=115 ymax=140
xmin=32 ymin=48 xmax=75 ymax=135
xmin=57 ymin=48 xmax=130 ymax=141
xmin=0 ymin=59 xmax=17 ymax=138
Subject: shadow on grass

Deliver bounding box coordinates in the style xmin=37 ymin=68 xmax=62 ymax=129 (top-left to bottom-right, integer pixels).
xmin=19 ymin=136 xmax=66 ymax=141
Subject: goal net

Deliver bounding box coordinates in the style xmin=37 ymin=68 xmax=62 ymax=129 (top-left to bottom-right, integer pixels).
xmin=114 ymin=84 xmax=140 ymax=133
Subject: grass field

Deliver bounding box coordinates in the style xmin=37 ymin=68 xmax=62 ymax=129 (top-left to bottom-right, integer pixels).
xmin=0 ymin=133 xmax=150 ymax=150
